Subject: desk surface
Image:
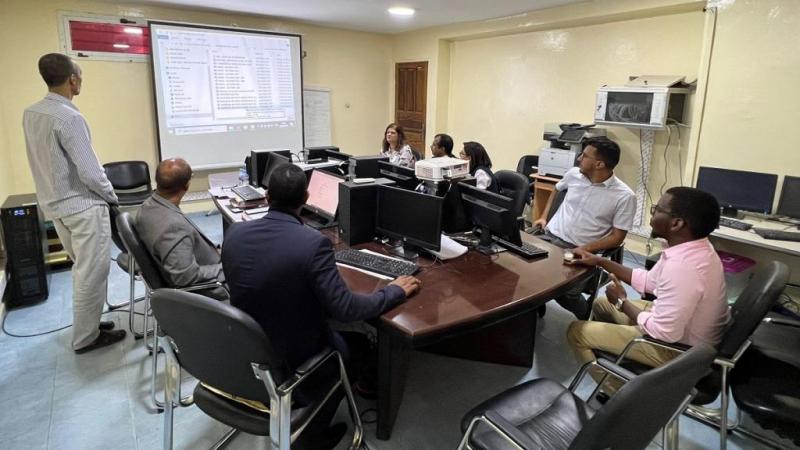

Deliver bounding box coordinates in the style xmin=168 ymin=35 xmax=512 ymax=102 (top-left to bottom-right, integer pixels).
xmin=213 ymin=196 xmax=589 ymax=341
xmin=712 ymin=217 xmax=800 ymax=257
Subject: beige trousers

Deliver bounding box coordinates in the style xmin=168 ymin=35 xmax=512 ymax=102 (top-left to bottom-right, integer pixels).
xmin=566 ymin=297 xmax=678 ymax=391
xmin=52 ymin=205 xmax=111 ymax=350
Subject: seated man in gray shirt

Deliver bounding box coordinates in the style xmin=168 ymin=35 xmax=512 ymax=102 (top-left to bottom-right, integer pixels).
xmin=137 ymin=158 xmax=227 ymax=299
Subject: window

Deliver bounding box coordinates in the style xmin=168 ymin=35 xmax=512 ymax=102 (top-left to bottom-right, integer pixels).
xmin=59 ymin=12 xmax=150 ymax=62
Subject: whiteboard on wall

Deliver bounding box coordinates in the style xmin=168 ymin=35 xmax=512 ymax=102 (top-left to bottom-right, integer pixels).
xmin=303 ymin=87 xmax=332 ymax=147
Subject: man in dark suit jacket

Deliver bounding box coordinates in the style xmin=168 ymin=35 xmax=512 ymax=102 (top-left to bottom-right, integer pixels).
xmin=137 ymin=158 xmax=227 ymax=300
xmin=222 ymin=164 xmax=420 ymax=447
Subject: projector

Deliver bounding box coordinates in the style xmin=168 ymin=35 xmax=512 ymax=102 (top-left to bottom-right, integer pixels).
xmin=415 ymin=157 xmax=470 ymax=181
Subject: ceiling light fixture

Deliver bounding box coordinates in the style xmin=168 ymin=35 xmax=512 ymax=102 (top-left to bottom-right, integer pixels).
xmin=123 ymin=27 xmax=143 ymax=35
xmin=113 ymin=43 xmax=131 ymax=49
xmin=388 ymin=6 xmax=415 ymax=16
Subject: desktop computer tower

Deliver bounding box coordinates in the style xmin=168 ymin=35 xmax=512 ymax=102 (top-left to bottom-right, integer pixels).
xmin=1 ymin=194 xmax=49 ymax=307
xmin=338 ymin=178 xmax=395 ymax=245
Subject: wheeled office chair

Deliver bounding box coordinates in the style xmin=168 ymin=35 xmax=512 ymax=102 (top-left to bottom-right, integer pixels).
xmin=459 ymin=344 xmax=716 ymax=450
xmin=150 ymin=288 xmax=364 ymax=450
xmin=495 ymin=170 xmax=531 ymax=230
xmin=116 ymin=211 xmax=226 ymax=412
xmin=411 ymin=148 xmax=423 ymax=163
xmin=515 ymin=155 xmax=539 ymax=178
xmin=596 ymin=261 xmax=789 ymax=450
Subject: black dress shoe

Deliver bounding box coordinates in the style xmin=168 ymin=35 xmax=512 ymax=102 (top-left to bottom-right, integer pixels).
xmin=75 ymin=330 xmax=127 ymax=354
xmin=99 ymin=321 xmax=115 ymax=331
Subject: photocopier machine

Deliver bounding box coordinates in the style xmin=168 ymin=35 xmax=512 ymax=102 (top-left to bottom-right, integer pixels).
xmin=538 ymin=123 xmax=607 ymax=177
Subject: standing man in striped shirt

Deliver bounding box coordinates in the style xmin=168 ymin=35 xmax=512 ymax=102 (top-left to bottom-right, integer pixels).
xmin=23 ymin=53 xmax=126 ymax=353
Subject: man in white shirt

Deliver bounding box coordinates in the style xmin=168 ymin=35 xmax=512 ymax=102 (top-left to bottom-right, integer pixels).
xmin=23 ymin=53 xmax=125 ymax=353
xmin=533 ymin=137 xmax=636 ymax=319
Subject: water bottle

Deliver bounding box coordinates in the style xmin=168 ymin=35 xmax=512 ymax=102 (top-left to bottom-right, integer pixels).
xmin=238 ymin=167 xmax=249 ymax=186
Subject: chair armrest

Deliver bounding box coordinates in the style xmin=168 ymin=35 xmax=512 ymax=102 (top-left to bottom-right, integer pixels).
xmin=595 ymin=357 xmax=638 ymax=382
xmin=641 ymin=335 xmax=692 ymax=352
xmin=480 ymin=410 xmax=543 ymax=449
xmin=763 ymin=316 xmax=800 ymax=328
xmin=180 ymin=281 xmax=227 ymax=294
xmin=294 ymin=346 xmax=335 ymax=376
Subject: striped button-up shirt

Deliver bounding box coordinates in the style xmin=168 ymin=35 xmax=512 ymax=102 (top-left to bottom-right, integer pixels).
xmin=23 ymin=93 xmax=117 ymax=219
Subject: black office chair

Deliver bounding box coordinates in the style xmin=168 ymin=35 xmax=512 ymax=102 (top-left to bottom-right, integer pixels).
xmin=515 ymin=155 xmax=539 ymax=178
xmin=116 ymin=211 xmax=225 ymax=411
xmin=495 ymin=170 xmax=531 ymax=229
xmin=602 ymin=261 xmax=790 ymax=450
xmin=411 ymin=148 xmax=423 ymax=162
xmin=458 ymin=344 xmax=716 ymax=450
xmin=108 ymin=205 xmax=145 ymax=327
xmin=729 ymin=314 xmax=800 ymax=447
xmin=103 ymin=161 xmax=153 ymax=207
xmin=150 ymin=288 xmax=363 ymax=450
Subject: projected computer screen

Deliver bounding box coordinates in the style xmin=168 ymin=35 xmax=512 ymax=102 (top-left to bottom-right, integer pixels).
xmin=306 ymin=170 xmax=343 ymax=218
xmin=150 ymin=22 xmax=304 ymax=169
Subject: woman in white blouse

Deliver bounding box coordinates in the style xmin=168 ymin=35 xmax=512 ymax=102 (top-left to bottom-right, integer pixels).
xmin=380 ymin=123 xmax=415 ymax=168
xmin=461 ymin=141 xmax=500 ymax=193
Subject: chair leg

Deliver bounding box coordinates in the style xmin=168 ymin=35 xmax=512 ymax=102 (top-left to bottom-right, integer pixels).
xmin=162 ymin=341 xmax=179 ymax=450
xmin=151 ymin=327 xmax=165 ymax=411
xmin=719 ymin=368 xmax=729 ymax=450
xmin=337 ymin=355 xmax=364 ymax=450
xmin=210 ymin=428 xmax=240 ymax=450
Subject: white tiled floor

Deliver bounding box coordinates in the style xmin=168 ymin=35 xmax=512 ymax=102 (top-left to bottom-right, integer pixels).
xmin=0 ymin=212 xmax=791 ymax=449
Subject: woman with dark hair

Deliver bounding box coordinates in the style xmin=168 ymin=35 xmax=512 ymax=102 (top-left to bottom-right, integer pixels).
xmin=380 ymin=123 xmax=415 ymax=168
xmin=461 ymin=141 xmax=499 ymax=193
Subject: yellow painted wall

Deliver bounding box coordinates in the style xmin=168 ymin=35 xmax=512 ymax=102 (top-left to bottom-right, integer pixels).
xmin=693 ymin=0 xmax=800 ymax=205
xmin=0 ymin=0 xmax=393 ymax=198
xmin=447 ymin=12 xmax=704 ymax=196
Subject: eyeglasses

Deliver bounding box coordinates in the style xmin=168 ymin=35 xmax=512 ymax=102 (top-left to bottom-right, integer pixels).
xmin=650 ymin=204 xmax=675 ymax=216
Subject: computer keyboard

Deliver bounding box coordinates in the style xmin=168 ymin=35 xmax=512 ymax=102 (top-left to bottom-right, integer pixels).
xmin=493 ymin=236 xmax=549 ymax=259
xmin=183 ymin=190 xmax=212 ymax=202
xmin=752 ymin=228 xmax=800 ymax=242
xmin=719 ymin=217 xmax=753 ymax=231
xmin=335 ymin=249 xmax=419 ymax=278
xmin=231 ymin=185 xmax=266 ymax=202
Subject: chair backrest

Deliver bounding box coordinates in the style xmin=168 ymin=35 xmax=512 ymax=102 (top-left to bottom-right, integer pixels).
xmin=115 ymin=211 xmax=167 ymax=290
xmin=718 ymin=260 xmax=789 ymax=359
xmin=150 ymin=289 xmax=288 ymax=404
xmin=412 ymin=148 xmax=423 ymax=162
xmin=495 ymin=170 xmax=529 ymax=219
xmin=104 ymin=161 xmax=152 ymax=191
xmin=546 ymin=188 xmax=567 ymax=222
xmin=516 ymin=155 xmax=539 ymax=178
xmin=570 ymin=344 xmax=716 ymax=450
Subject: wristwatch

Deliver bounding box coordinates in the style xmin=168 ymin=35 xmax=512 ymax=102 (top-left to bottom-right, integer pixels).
xmin=615 ymin=298 xmax=626 ymax=311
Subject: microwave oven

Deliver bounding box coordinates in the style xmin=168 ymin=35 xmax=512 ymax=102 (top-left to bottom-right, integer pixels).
xmin=594 ymin=86 xmax=688 ymax=129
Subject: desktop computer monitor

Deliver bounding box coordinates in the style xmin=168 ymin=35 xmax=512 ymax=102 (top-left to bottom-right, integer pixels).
xmin=326 ymin=149 xmax=352 ymax=163
xmin=304 ymin=146 xmax=340 ymax=162
xmin=459 ymin=182 xmax=521 ymax=253
xmin=261 ymin=151 xmax=292 ymax=188
xmin=304 ymin=170 xmax=345 ymax=225
xmin=696 ymin=166 xmax=778 ymax=217
xmin=252 ymin=149 xmax=292 ymax=188
xmin=352 ymin=155 xmax=389 ymax=179
xmin=777 ymin=175 xmax=800 ymax=221
xmin=376 ymin=185 xmax=443 ymax=259
xmin=377 ymin=160 xmax=420 ymax=190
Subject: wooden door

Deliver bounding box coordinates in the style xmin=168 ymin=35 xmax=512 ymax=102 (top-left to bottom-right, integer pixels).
xmin=395 ymin=61 xmax=427 ymax=157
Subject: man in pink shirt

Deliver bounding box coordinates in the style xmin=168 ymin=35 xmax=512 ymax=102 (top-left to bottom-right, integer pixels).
xmin=566 ymin=187 xmax=730 ymax=385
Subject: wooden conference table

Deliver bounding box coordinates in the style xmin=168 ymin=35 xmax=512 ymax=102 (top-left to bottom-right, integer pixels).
xmin=212 ymin=197 xmax=591 ymax=439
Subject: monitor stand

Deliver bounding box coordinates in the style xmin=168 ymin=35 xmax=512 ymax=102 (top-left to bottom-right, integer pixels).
xmin=474 ymin=226 xmax=505 ymax=256
xmin=720 ymin=206 xmax=744 ymax=219
xmin=389 ymin=244 xmax=422 ymax=261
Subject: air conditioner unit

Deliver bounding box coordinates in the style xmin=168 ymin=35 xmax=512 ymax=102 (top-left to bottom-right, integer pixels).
xmin=415 ymin=157 xmax=469 ymax=181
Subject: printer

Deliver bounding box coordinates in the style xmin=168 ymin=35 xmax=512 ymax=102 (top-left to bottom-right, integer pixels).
xmin=538 ymin=123 xmax=607 ymax=177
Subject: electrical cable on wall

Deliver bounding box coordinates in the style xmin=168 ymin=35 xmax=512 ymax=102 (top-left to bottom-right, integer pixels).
xmin=659 ymin=124 xmax=673 ymax=195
